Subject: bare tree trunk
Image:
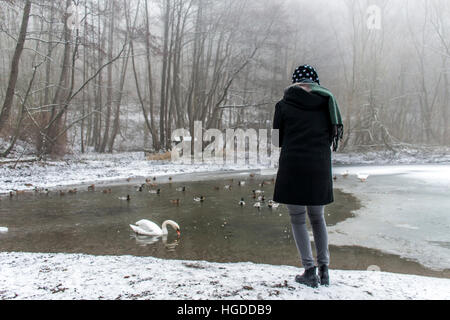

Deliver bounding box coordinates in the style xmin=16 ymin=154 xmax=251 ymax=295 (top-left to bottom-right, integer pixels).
xmin=145 ymin=0 xmax=160 ymax=150
xmin=100 ymin=0 xmax=115 ymax=153
xmin=43 ymin=0 xmax=72 ymax=155
xmin=108 ymin=45 xmax=130 ymax=153
xmin=160 ymin=0 xmax=171 ymax=150
xmin=0 ymin=0 xmax=32 ymax=134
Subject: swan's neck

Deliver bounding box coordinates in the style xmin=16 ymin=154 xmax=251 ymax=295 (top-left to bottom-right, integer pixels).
xmin=161 ymin=221 xmax=170 ymax=235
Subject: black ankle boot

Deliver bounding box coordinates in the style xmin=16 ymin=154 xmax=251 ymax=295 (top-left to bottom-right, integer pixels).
xmin=295 ymin=267 xmax=319 ymax=288
xmin=318 ymin=265 xmax=330 ymax=286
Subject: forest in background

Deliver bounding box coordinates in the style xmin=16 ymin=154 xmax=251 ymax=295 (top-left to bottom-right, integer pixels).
xmin=0 ymin=0 xmax=449 ymax=158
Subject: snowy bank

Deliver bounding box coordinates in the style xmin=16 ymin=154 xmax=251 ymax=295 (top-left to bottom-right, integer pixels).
xmin=0 ymin=152 xmax=271 ymax=195
xmin=0 ymin=252 xmax=449 ymax=300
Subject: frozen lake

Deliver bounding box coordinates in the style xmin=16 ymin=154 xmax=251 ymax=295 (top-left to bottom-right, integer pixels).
xmin=330 ymin=164 xmax=450 ymax=273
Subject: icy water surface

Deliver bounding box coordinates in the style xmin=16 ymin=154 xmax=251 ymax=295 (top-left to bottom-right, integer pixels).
xmin=332 ymin=164 xmax=450 ymax=275
xmin=0 ymin=173 xmax=448 ymax=278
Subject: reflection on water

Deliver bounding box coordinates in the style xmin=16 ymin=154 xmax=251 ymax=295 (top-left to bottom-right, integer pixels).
xmin=132 ymin=234 xmax=180 ymax=251
xmin=0 ymin=175 xmax=448 ymax=278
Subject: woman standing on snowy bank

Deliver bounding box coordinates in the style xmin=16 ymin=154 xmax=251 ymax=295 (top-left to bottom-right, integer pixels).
xmin=273 ymin=65 xmax=343 ymax=288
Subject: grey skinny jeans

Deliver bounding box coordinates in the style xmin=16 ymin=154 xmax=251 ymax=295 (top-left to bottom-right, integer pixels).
xmin=287 ymin=205 xmax=330 ymax=270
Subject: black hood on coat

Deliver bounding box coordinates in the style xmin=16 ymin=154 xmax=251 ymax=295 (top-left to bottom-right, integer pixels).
xmin=283 ymin=84 xmax=328 ymax=111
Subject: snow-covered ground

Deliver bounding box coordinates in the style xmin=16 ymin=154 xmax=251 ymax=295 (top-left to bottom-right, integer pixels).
xmin=0 ymin=152 xmax=274 ymax=195
xmin=333 ymin=145 xmax=450 ymax=165
xmin=0 ymin=252 xmax=448 ymax=300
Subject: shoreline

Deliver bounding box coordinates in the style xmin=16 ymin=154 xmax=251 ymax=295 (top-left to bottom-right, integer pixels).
xmin=0 ymin=251 xmax=449 ymax=300
xmin=1 ymin=149 xmax=450 ymax=195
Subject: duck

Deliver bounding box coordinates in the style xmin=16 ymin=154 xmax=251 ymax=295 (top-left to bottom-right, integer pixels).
xmin=193 ymin=196 xmax=206 ymax=202
xmin=268 ymin=200 xmax=280 ymax=209
xmin=126 ymin=177 xmax=132 ymax=182
xmin=68 ymin=188 xmax=78 ymax=194
xmin=224 ymin=185 xmax=232 ymax=190
xmin=213 ymin=186 xmax=220 ymax=191
xmin=34 ymin=187 xmax=42 ymax=193
xmin=59 ymin=190 xmax=66 ymax=196
xmin=88 ymin=184 xmax=95 ymax=192
xmin=239 ymin=198 xmax=246 ymax=206
xmin=254 ymin=202 xmax=262 ymax=209
xmin=253 ymin=190 xmax=264 ymax=195
xmin=333 ymin=175 xmax=338 ymax=181
xmin=176 ymin=186 xmax=186 ymax=192
xmin=130 ymin=220 xmax=181 ymax=237
xmin=238 ymin=181 xmax=246 ymax=186
xmin=249 ymin=173 xmax=256 ymax=178
xmin=357 ymin=174 xmax=370 ymax=182
xmin=257 ymin=195 xmax=266 ymax=202
xmin=149 ymin=189 xmax=161 ymax=195
xmin=170 ymin=199 xmax=181 ymax=205
xmin=342 ymin=170 xmax=349 ymax=178
xmin=103 ymin=189 xmax=112 ymax=194
xmin=119 ymin=195 xmax=131 ymax=201
xmin=168 ymin=177 xmax=173 ymax=182
xmin=0 ymin=227 xmax=8 ymax=233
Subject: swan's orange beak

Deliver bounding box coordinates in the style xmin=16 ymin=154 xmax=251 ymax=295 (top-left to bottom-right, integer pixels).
xmin=176 ymin=230 xmax=181 ymax=237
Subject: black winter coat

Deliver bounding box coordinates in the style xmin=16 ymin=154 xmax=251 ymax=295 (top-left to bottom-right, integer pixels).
xmin=273 ymin=84 xmax=334 ymax=206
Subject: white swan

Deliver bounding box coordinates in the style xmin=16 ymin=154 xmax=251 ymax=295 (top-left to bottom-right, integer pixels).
xmin=0 ymin=227 xmax=8 ymax=233
xmin=130 ymin=220 xmax=180 ymax=237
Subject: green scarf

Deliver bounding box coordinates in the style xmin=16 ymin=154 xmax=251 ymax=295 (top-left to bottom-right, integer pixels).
xmin=309 ymin=83 xmax=344 ymax=152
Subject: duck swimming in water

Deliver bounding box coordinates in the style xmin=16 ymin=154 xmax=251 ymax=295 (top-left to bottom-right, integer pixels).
xmin=268 ymin=200 xmax=280 ymax=209
xmin=194 ymin=196 xmax=206 ymax=202
xmin=357 ymin=174 xmax=369 ymax=182
xmin=149 ymin=189 xmax=161 ymax=195
xmin=119 ymin=195 xmax=131 ymax=201
xmin=239 ymin=198 xmax=246 ymax=206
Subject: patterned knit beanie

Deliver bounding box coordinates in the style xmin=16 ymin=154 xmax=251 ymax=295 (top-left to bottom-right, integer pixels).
xmin=292 ymin=65 xmax=320 ymax=85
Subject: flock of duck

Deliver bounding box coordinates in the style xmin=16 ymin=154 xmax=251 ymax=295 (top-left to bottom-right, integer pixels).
xmin=114 ymin=174 xmax=281 ymax=210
